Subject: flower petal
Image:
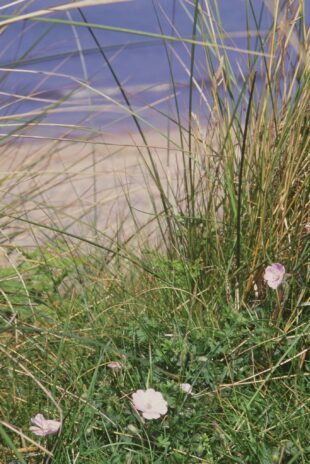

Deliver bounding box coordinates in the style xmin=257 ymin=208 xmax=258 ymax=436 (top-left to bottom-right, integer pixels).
xmin=46 ymin=420 xmax=61 ymax=433
xmin=31 ymin=414 xmax=46 ymax=427
xmin=268 ymin=279 xmax=280 ymax=289
xmin=29 ymin=426 xmax=49 ymax=437
xmin=142 ymin=411 xmax=161 ymax=420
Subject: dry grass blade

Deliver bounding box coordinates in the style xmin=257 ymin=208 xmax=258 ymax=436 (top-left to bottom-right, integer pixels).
xmin=0 ymin=0 xmax=132 ymax=27
xmin=0 ymin=0 xmax=26 ymax=11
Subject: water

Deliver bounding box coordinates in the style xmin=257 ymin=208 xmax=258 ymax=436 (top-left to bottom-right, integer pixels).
xmin=0 ymin=0 xmax=306 ymax=136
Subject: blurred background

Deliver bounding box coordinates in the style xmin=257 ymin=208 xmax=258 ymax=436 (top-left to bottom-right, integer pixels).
xmin=0 ymin=0 xmax=280 ymax=137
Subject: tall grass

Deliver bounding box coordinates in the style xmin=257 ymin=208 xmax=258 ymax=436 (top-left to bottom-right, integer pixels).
xmin=0 ymin=0 xmax=309 ymax=462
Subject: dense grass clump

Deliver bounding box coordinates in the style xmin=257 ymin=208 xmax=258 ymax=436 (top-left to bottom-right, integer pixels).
xmin=0 ymin=0 xmax=309 ymax=463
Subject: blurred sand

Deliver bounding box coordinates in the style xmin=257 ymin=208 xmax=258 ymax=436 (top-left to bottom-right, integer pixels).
xmin=0 ymin=129 xmax=184 ymax=252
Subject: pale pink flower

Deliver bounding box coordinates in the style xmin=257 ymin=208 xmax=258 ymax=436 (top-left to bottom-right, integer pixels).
xmin=107 ymin=361 xmax=122 ymax=370
xmin=29 ymin=414 xmax=61 ymax=437
xmin=180 ymin=383 xmax=193 ymax=394
xmin=263 ymin=263 xmax=285 ymax=289
xmin=132 ymin=388 xmax=168 ymax=420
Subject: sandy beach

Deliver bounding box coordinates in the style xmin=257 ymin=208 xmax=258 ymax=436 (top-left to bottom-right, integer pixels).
xmin=0 ymin=129 xmax=185 ymax=251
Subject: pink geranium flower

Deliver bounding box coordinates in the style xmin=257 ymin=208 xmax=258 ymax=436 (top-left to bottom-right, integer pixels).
xmin=29 ymin=414 xmax=61 ymax=437
xmin=107 ymin=361 xmax=122 ymax=370
xmin=132 ymin=388 xmax=168 ymax=420
xmin=263 ymin=263 xmax=285 ymax=289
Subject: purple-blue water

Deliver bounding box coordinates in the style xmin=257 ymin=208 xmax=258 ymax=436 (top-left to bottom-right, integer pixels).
xmin=0 ymin=0 xmax=307 ymax=136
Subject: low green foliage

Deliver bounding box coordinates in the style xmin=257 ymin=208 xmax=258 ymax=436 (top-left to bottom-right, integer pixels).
xmin=0 ymin=247 xmax=309 ymax=463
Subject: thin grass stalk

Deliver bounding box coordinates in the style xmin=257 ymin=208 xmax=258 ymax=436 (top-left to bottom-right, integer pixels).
xmin=77 ymin=8 xmax=175 ymax=248
xmin=152 ymin=1 xmax=187 ymax=250
xmin=67 ymin=10 xmax=98 ymax=231
xmin=236 ymin=73 xmax=256 ymax=277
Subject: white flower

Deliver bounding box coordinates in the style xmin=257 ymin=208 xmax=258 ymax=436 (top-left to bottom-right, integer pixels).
xmin=29 ymin=414 xmax=61 ymax=437
xmin=132 ymin=388 xmax=168 ymax=420
xmin=263 ymin=263 xmax=285 ymax=289
xmin=180 ymin=383 xmax=193 ymax=394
